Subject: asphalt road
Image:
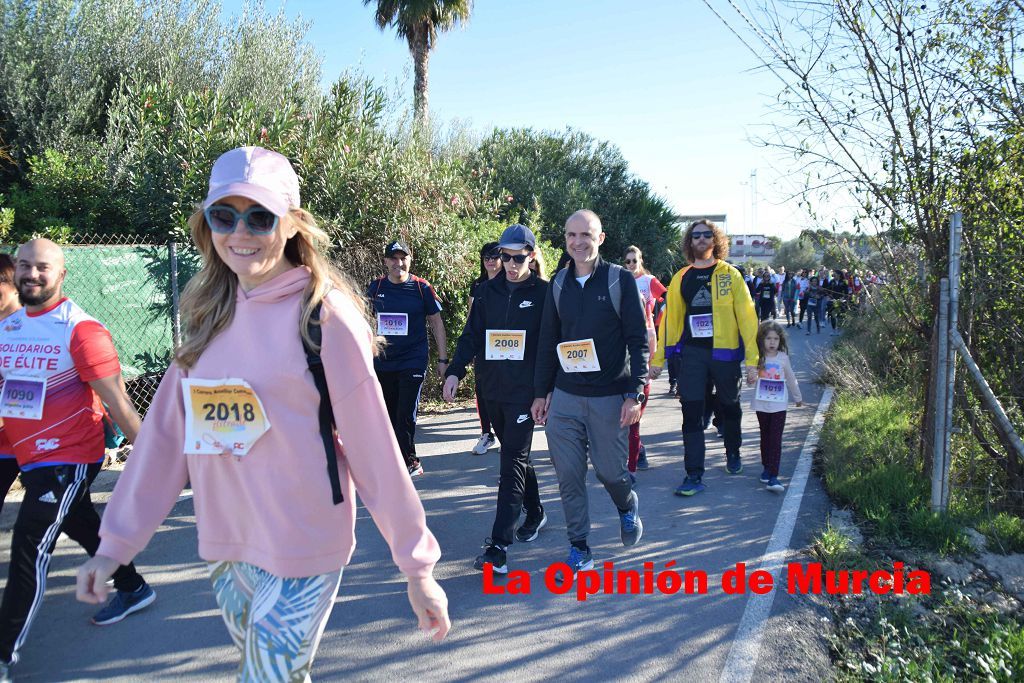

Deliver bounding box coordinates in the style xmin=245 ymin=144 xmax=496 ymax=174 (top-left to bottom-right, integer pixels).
xmin=2 ymin=326 xmax=839 ymax=682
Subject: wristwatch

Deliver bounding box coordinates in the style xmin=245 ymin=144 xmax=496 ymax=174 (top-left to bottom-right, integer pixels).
xmin=623 ymin=392 xmax=646 ymax=405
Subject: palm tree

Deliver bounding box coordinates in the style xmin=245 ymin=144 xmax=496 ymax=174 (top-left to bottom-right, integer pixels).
xmin=364 ymin=0 xmax=473 ymax=130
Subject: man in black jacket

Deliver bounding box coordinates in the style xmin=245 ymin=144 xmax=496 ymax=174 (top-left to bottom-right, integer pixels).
xmin=444 ymin=225 xmax=549 ymax=574
xmin=532 ymin=210 xmax=649 ymax=572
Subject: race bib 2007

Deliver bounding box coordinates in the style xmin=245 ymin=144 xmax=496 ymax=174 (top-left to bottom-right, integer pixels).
xmin=556 ymin=339 xmax=601 ymax=373
xmin=0 ymin=376 xmax=47 ymax=420
xmin=181 ymin=379 xmax=271 ymax=456
xmin=376 ymin=313 xmax=409 ymax=336
xmin=756 ymin=378 xmax=787 ymax=404
xmin=689 ymin=313 xmax=714 ymax=338
xmin=485 ymin=330 xmax=526 ymax=361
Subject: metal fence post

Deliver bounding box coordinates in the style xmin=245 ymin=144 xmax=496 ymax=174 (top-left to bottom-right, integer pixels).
xmin=931 ymin=277 xmax=950 ymax=512
xmin=941 ymin=212 xmax=962 ymax=510
xmin=169 ymin=240 xmax=182 ymax=348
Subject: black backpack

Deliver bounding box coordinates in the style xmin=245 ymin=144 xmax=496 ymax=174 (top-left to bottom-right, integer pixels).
xmin=301 ymin=302 xmax=343 ymax=505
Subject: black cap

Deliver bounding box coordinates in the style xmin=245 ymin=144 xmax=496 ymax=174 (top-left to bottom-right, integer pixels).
xmin=384 ymin=239 xmax=411 ymax=257
xmin=498 ymin=224 xmax=536 ymax=251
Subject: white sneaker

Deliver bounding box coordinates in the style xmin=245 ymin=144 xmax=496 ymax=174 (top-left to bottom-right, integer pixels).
xmin=472 ymin=433 xmax=496 ymax=455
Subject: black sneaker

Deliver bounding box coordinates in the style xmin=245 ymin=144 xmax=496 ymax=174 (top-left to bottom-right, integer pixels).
xmin=668 ymin=380 xmax=677 ymax=396
xmin=636 ymin=444 xmax=649 ymax=470
xmin=515 ymin=511 xmax=548 ymax=543
xmin=726 ymin=452 xmax=742 ymax=474
xmin=473 ymin=541 xmax=508 ymax=574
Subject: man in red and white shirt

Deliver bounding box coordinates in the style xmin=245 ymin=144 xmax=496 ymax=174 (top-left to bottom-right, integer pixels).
xmin=0 ymin=239 xmax=154 ymax=674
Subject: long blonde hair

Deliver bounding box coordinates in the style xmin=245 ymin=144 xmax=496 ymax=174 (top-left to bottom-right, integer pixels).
xmin=529 ymin=247 xmax=548 ymax=281
xmin=175 ymin=207 xmax=377 ymax=368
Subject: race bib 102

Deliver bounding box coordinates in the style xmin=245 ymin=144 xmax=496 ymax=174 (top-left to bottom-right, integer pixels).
xmin=0 ymin=376 xmax=47 ymax=420
xmin=181 ymin=379 xmax=271 ymax=456
xmin=756 ymin=378 xmax=787 ymax=404
xmin=485 ymin=330 xmax=526 ymax=361
xmin=689 ymin=313 xmax=714 ymax=338
xmin=556 ymin=339 xmax=601 ymax=373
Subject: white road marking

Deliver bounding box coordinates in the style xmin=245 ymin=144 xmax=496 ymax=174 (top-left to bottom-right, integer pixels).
xmin=719 ymin=386 xmax=835 ymax=683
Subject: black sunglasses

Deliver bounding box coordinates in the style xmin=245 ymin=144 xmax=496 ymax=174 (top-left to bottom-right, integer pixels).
xmin=691 ymin=230 xmax=714 ymax=240
xmin=483 ymin=253 xmax=500 ymax=261
xmin=499 ymin=253 xmax=530 ymax=264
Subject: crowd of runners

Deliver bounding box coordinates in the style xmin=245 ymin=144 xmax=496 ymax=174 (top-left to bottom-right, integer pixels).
xmin=0 ymin=146 xmax=852 ymax=682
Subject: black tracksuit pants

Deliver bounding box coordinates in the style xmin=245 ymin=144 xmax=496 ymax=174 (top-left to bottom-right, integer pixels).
xmin=0 ymin=462 xmax=144 ymax=664
xmin=487 ymin=400 xmax=543 ymax=547
xmin=677 ymin=346 xmax=744 ymax=479
xmin=376 ymin=368 xmax=426 ymax=467
xmin=0 ymin=459 xmax=19 ymax=516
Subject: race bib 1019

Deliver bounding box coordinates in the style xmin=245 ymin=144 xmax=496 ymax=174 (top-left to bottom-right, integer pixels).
xmin=756 ymin=378 xmax=787 ymax=404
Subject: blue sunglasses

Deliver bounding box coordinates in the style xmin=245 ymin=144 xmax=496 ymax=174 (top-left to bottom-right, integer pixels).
xmin=204 ymin=204 xmax=279 ymax=235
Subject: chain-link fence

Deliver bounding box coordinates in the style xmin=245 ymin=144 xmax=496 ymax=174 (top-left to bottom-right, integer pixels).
xmin=946 ymin=221 xmax=1024 ymax=517
xmin=36 ymin=234 xmax=200 ymax=414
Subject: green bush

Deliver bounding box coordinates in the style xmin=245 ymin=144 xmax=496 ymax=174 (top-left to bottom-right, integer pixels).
xmin=818 ymin=392 xmax=971 ymax=552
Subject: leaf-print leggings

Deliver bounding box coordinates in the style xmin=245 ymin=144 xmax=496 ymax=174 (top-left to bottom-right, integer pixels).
xmin=209 ymin=561 xmax=343 ymax=683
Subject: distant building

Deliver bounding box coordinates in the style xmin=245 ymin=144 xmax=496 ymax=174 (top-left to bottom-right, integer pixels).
xmin=730 ymin=234 xmax=775 ymax=262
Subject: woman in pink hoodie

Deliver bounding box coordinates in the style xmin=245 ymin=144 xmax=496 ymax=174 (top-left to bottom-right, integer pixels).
xmin=75 ymin=147 xmax=450 ymax=681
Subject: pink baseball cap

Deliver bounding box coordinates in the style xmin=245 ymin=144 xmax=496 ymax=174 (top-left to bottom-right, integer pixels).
xmin=203 ymin=146 xmax=300 ymax=217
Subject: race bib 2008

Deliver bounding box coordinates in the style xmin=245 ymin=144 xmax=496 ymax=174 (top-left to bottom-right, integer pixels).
xmin=485 ymin=330 xmax=526 ymax=361
xmin=181 ymin=379 xmax=271 ymax=456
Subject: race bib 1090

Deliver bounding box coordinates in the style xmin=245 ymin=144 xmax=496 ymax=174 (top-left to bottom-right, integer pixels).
xmin=0 ymin=376 xmax=47 ymax=420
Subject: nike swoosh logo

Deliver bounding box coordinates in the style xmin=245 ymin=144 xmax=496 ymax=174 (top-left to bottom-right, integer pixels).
xmin=519 ymin=301 xmax=534 ymax=308
xmin=516 ymin=415 xmax=529 ymax=424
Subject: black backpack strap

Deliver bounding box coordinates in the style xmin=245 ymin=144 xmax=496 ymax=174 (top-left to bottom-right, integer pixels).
xmin=302 ymin=302 xmax=343 ymax=505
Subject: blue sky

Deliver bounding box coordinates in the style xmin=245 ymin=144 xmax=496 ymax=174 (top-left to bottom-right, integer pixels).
xmin=223 ymin=1 xmax=811 ymax=239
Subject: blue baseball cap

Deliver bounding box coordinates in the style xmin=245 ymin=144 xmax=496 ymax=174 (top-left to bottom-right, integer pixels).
xmin=498 ymin=224 xmax=536 ymax=251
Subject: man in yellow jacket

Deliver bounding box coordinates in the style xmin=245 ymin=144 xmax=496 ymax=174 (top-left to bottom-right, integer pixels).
xmin=650 ymin=219 xmax=759 ymax=495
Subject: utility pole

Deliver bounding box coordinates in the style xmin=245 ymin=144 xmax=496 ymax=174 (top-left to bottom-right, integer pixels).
xmin=750 ymin=169 xmax=758 ymax=233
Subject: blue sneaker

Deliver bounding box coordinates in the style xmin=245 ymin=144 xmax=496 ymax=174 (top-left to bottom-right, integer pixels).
xmin=91 ymin=581 xmax=156 ymax=625
xmin=766 ymin=477 xmax=785 ymax=493
xmin=567 ymin=545 xmax=594 ymax=572
xmin=674 ymin=476 xmax=705 ymax=496
xmin=619 ymin=491 xmax=643 ymax=546
xmin=759 ymin=469 xmax=771 ymax=484
xmin=726 ymin=452 xmax=743 ymax=474
xmin=636 ymin=445 xmax=649 ymax=470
